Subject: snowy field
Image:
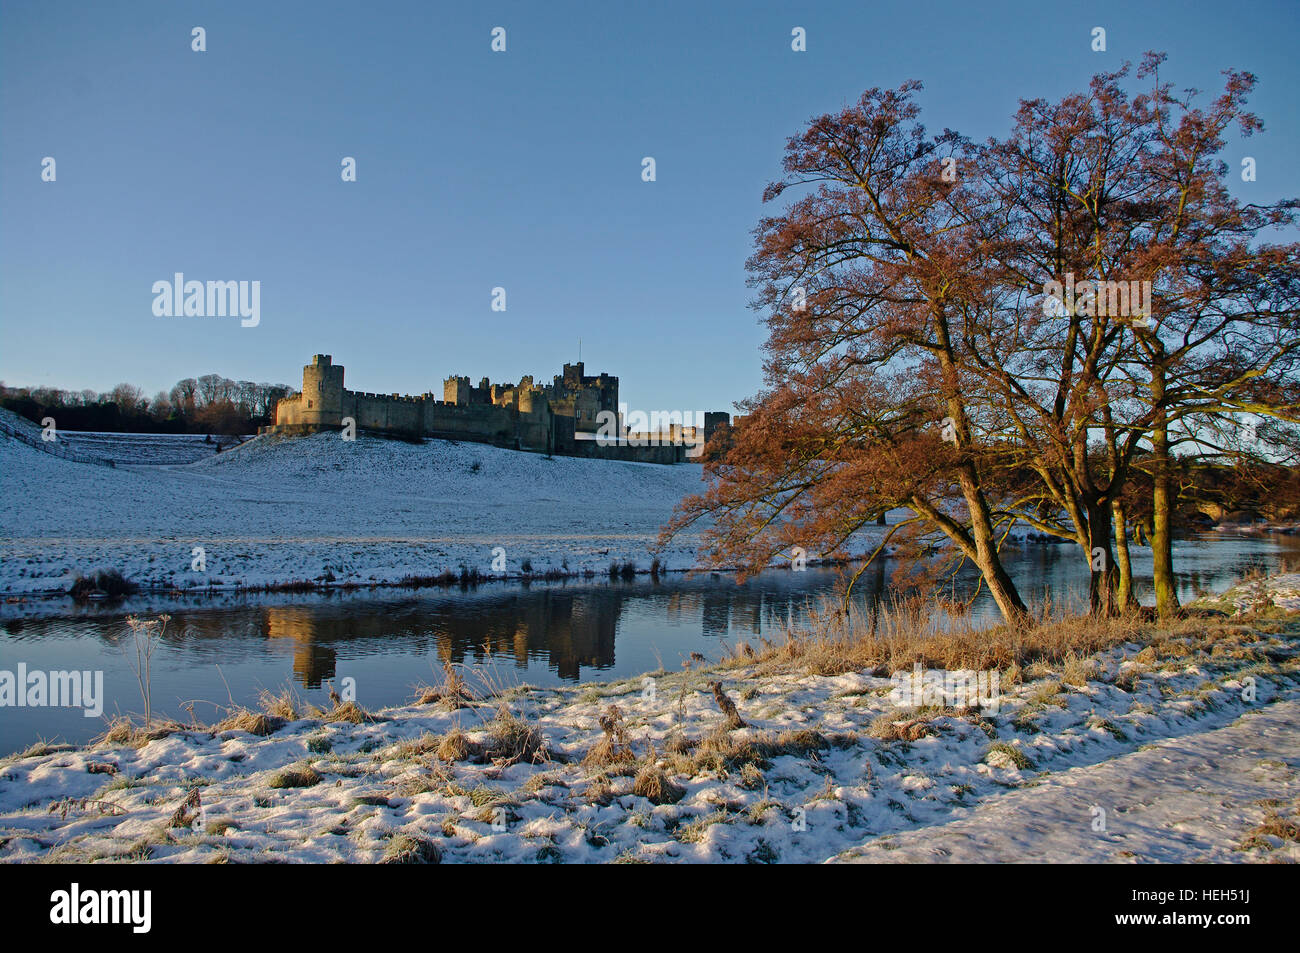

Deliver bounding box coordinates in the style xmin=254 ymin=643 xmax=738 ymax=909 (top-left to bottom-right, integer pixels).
xmin=0 ymin=581 xmax=1296 ymax=864
xmin=55 ymin=430 xmax=251 ymax=466
xmin=0 ymin=422 xmax=715 ymax=595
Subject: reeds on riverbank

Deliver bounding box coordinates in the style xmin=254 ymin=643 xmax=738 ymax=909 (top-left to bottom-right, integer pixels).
xmin=721 ymin=592 xmax=1237 ymax=679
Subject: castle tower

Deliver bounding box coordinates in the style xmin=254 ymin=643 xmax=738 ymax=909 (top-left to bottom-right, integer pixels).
xmin=703 ymin=411 xmax=730 ymax=445
xmin=300 ymin=354 xmax=345 ymax=426
xmin=517 ymin=385 xmax=547 ymax=416
xmin=443 ymin=375 xmax=471 ymax=405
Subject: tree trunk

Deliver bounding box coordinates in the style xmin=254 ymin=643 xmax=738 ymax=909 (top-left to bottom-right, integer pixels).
xmin=934 ymin=332 xmax=1027 ymax=623
xmin=1150 ymin=374 xmax=1181 ymax=618
xmin=956 ymin=464 xmax=1028 ymax=622
xmin=1111 ymin=497 xmax=1137 ymax=611
xmin=976 ymin=541 xmax=1029 ymax=622
xmin=1086 ymin=498 xmax=1118 ymax=616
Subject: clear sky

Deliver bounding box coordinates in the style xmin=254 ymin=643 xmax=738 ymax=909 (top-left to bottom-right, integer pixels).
xmin=2 ymin=0 xmax=1296 ymax=415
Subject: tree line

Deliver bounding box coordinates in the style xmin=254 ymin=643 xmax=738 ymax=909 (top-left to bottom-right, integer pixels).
xmin=0 ymin=374 xmax=293 ymax=436
xmin=663 ymin=54 xmax=1300 ymax=622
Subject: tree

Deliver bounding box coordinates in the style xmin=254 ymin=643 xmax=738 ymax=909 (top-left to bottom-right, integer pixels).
xmin=663 ymin=83 xmax=1030 ymax=622
xmin=1116 ymin=55 xmax=1300 ymax=616
xmin=110 ymin=382 xmax=145 ymax=417
xmin=170 ymin=379 xmax=197 ymax=417
xmin=664 ymin=59 xmax=1300 ymax=624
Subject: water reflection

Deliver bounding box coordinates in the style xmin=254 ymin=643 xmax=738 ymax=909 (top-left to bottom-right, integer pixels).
xmin=1 ymin=533 xmax=1295 ymax=752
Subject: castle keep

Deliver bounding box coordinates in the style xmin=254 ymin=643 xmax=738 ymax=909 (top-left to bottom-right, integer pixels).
xmin=269 ymin=355 xmax=729 ymax=464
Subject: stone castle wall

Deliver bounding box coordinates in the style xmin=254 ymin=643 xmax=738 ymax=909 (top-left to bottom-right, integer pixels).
xmin=269 ymin=354 xmax=726 ymax=464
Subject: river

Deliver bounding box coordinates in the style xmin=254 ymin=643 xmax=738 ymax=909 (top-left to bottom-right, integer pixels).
xmin=1 ymin=531 xmax=1295 ymax=753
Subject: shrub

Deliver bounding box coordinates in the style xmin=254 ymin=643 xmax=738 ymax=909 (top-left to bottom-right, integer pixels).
xmin=70 ymin=569 xmax=138 ymax=601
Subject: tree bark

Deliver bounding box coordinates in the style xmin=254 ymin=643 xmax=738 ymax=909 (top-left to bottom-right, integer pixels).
xmin=1111 ymin=497 xmax=1138 ymax=611
xmin=1086 ymin=498 xmax=1118 ymax=616
xmin=1150 ymin=372 xmax=1181 ymax=618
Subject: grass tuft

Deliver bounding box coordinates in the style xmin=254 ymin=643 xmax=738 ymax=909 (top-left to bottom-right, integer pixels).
xmin=267 ymin=762 xmax=322 ymax=788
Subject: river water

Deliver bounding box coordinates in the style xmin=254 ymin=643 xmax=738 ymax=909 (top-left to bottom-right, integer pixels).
xmin=1 ymin=531 xmax=1296 ymax=753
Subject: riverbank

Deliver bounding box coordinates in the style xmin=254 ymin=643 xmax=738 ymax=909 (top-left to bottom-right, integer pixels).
xmin=1 ymin=576 xmax=1296 ymax=864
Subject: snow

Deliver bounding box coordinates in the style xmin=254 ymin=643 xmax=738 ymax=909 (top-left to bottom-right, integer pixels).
xmin=832 ymin=699 xmax=1300 ymax=863
xmin=0 ymin=426 xmax=711 ymax=595
xmin=1 ymin=587 xmax=1295 ymax=863
xmin=1211 ymin=575 xmax=1300 ymax=614
xmin=55 ymin=430 xmax=251 ymax=466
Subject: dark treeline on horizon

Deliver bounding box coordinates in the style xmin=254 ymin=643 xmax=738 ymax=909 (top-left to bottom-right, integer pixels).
xmin=0 ymin=374 xmax=293 ymax=436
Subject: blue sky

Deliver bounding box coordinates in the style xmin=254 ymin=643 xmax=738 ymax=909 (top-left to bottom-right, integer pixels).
xmin=2 ymin=0 xmax=1296 ymax=414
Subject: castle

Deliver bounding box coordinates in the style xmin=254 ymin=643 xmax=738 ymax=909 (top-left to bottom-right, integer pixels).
xmin=268 ymin=355 xmax=730 ymax=464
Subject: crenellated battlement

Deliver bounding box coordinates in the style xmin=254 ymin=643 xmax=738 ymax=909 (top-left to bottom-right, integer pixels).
xmin=270 ymin=352 xmax=728 ymax=464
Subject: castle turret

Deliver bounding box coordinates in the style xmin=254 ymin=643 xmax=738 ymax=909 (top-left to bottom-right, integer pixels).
xmin=703 ymin=411 xmax=730 ymax=445
xmin=443 ymin=375 xmax=471 ymax=405
xmin=517 ymin=385 xmax=548 ymax=416
xmin=300 ymin=354 xmax=346 ymax=426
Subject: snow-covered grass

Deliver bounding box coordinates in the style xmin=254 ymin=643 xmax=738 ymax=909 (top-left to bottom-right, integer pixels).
xmin=56 ymin=430 xmax=251 ymax=466
xmin=0 ymin=427 xmax=715 ymax=595
xmin=1197 ymin=573 xmax=1300 ymax=614
xmin=2 ymin=580 xmax=1296 ymax=864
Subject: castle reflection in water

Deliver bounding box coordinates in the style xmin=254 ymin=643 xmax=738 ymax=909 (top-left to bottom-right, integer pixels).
xmin=156 ymin=568 xmax=890 ymax=688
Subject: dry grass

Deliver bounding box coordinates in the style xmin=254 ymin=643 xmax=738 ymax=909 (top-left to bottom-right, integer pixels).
xmin=485 ymin=705 xmax=549 ymax=765
xmin=435 ymin=728 xmax=478 ymax=763
xmin=658 ymin=725 xmax=839 ymax=781
xmin=1239 ymin=799 xmax=1300 ymax=853
xmin=867 ymin=714 xmax=931 ymax=742
xmin=385 ymin=733 xmax=441 ymax=760
xmin=985 ymin=741 xmax=1034 ymax=770
xmin=582 ymin=704 xmax=637 ymax=772
xmin=1026 ymin=680 xmax=1067 ymax=708
xmin=632 ymin=760 xmax=685 ymax=805
xmin=665 ymin=733 xmax=697 ymax=756
xmin=1061 ymin=651 xmax=1096 ymax=687
xmin=729 ymin=594 xmax=1219 ymax=682
xmin=211 ymin=709 xmax=283 ymax=736
xmin=267 ymin=762 xmax=322 ymax=788
xmin=381 ymin=832 xmax=442 ymax=864
xmin=316 ymin=700 xmax=370 ymax=724
xmin=94 ymin=716 xmax=185 ymax=749
xmin=582 ymin=736 xmax=637 ymax=773
xmin=773 ymin=727 xmax=831 ymax=755
xmin=394 ymin=766 xmax=452 ymax=796
xmin=412 ymin=663 xmax=473 ymax=710
xmin=257 ymin=688 xmax=305 ymax=720
xmin=3 ymin=740 xmax=57 ymax=762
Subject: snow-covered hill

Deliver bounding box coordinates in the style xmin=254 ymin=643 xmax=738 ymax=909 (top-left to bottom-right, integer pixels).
xmin=56 ymin=429 xmax=250 ymax=465
xmin=0 ymin=429 xmax=709 ymax=595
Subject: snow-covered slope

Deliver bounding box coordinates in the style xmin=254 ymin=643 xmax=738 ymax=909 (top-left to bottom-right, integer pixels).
xmin=0 ymin=429 xmax=709 ymax=594
xmin=57 ymin=430 xmax=250 ymax=465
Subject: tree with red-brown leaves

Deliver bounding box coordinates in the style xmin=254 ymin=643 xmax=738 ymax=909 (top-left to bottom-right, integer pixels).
xmin=663 ymin=59 xmax=1300 ymax=624
xmin=661 ymin=83 xmax=1031 ymax=622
